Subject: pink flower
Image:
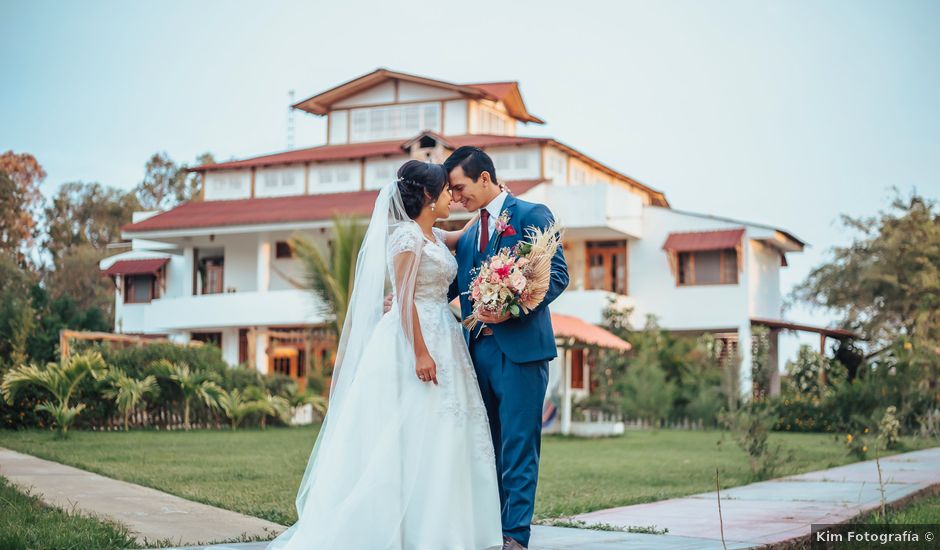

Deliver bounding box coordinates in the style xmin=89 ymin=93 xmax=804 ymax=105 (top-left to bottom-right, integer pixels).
xmin=510 ymin=274 xmax=527 ymax=292
xmin=496 ymin=264 xmax=512 ymax=278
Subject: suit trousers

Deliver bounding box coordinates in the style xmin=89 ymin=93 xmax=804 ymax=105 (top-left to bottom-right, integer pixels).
xmin=469 ymin=334 xmax=549 ymax=548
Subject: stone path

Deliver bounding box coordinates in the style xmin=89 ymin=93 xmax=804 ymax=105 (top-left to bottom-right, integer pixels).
xmin=2 ymin=444 xmax=938 ymax=549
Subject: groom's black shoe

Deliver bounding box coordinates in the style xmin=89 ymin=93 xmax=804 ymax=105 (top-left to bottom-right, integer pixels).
xmin=502 ymin=536 xmax=526 ymax=550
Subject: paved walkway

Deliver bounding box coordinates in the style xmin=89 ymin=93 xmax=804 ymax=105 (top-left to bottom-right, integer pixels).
xmin=572 ymin=445 xmax=940 ymax=548
xmin=2 ymin=444 xmax=938 ymax=549
xmin=0 ymin=448 xmax=283 ymax=547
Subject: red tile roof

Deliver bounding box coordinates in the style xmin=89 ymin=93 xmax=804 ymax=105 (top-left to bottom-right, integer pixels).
xmin=102 ymin=258 xmax=169 ymax=276
xmin=190 ymin=133 xmax=668 ymax=206
xmin=195 ymin=134 xmax=551 ymax=172
xmin=123 ymin=180 xmax=547 ymax=234
xmin=551 ymin=314 xmax=632 ymax=352
xmin=662 ymin=228 xmax=746 ymax=252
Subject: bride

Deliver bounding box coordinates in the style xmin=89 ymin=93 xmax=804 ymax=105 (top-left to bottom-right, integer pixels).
xmin=266 ymin=161 xmax=503 ymax=550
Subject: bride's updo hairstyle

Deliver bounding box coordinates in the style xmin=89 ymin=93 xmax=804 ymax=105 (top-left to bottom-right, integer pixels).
xmin=396 ymin=160 xmax=448 ymax=219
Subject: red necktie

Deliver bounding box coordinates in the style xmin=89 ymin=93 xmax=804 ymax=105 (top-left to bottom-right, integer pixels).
xmin=479 ymin=209 xmax=490 ymax=253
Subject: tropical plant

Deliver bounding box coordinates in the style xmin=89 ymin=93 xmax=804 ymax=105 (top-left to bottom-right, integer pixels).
xmin=283 ymin=382 xmax=328 ymax=422
xmin=290 ymin=214 xmax=367 ymax=336
xmin=618 ymin=361 xmax=676 ymax=425
xmin=0 ymin=351 xmax=106 ymax=437
xmin=149 ymin=359 xmax=222 ymax=430
xmin=101 ymin=370 xmax=159 ymax=431
xmin=244 ymin=386 xmax=290 ymax=429
xmin=215 ymin=388 xmax=262 ymax=430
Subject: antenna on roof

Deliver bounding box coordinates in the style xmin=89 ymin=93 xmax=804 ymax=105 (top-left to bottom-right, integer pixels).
xmin=287 ymin=89 xmax=296 ymax=150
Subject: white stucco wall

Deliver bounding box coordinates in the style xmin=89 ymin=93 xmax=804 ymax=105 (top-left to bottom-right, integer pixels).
xmin=222 ymin=237 xmax=257 ymax=292
xmin=748 ymin=240 xmax=783 ymax=319
xmin=329 ymin=110 xmax=349 ymax=144
xmin=444 ymin=99 xmax=467 ymax=135
xmin=628 ymin=207 xmax=751 ymax=331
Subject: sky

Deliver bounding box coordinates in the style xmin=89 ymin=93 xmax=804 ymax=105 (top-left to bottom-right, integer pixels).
xmin=2 ymin=0 xmax=939 ymax=364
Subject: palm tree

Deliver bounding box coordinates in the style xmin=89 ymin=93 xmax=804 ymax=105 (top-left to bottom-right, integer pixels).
xmin=1 ymin=351 xmax=107 ymax=438
xmin=290 ymin=214 xmax=367 ymax=336
xmin=283 ymin=382 xmax=328 ymax=423
xmin=101 ymin=370 xmax=160 ymax=431
xmin=215 ymin=388 xmax=262 ymax=431
xmin=149 ymin=360 xmax=222 ymax=430
xmin=244 ymin=386 xmax=291 ymax=430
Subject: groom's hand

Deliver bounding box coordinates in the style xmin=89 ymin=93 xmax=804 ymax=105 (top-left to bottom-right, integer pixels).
xmin=383 ymin=293 xmax=393 ymax=313
xmin=476 ymin=310 xmax=511 ymax=324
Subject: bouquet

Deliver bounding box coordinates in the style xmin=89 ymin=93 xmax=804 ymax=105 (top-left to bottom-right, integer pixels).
xmin=462 ymin=218 xmax=562 ymax=333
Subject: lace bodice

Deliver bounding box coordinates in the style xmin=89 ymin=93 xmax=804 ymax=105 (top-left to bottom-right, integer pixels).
xmin=387 ymin=225 xmax=457 ymax=305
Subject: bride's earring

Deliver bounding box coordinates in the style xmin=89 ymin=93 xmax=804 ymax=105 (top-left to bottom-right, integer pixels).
xmin=431 ymin=203 xmax=436 ymax=212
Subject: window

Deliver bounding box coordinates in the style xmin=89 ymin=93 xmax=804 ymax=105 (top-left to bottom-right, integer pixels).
xmin=585 ymin=241 xmax=628 ymax=295
xmin=571 ymin=349 xmax=585 ymax=389
xmin=202 ymin=258 xmax=224 ymax=294
xmin=238 ymin=329 xmax=249 ymax=365
xmin=678 ymin=249 xmax=738 ymax=285
xmin=349 ymin=103 xmax=441 ymax=141
xmin=125 ymin=274 xmax=156 ymax=304
xmin=275 ymin=241 xmax=293 ymax=259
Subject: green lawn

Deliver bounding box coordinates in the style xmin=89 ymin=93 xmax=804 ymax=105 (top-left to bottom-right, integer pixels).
xmin=0 ymin=475 xmax=141 ymax=550
xmin=0 ymin=427 xmax=934 ymax=526
xmin=865 ymin=491 xmax=940 ymax=524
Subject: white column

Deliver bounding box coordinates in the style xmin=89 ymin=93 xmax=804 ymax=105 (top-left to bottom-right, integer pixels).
xmin=254 ymin=328 xmax=268 ymax=375
xmin=257 ymin=236 xmax=271 ymax=292
xmin=738 ymin=321 xmax=753 ymax=402
xmin=560 ymin=348 xmax=572 ymax=436
xmin=113 ymin=278 xmax=125 ymax=333
xmin=220 ymin=327 xmax=239 ymax=366
xmin=182 ymin=247 xmax=195 ymax=296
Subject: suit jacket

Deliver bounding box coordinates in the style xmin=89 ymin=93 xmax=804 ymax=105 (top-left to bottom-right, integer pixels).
xmin=448 ymin=194 xmax=569 ymax=364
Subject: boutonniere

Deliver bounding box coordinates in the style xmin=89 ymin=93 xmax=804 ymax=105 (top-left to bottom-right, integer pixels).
xmin=495 ymin=209 xmax=516 ymax=237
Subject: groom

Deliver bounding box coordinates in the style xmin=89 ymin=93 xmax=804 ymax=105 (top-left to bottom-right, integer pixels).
xmin=444 ymin=147 xmax=569 ymax=550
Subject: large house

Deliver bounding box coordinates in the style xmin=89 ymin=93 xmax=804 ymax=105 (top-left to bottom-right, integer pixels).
xmin=102 ymin=69 xmax=843 ymax=416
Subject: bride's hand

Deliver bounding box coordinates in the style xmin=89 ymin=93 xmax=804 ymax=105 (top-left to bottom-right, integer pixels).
xmin=416 ymin=353 xmax=438 ymax=385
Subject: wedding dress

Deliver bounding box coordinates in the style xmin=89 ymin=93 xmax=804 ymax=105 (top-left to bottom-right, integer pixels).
xmin=266 ymin=182 xmax=503 ymax=550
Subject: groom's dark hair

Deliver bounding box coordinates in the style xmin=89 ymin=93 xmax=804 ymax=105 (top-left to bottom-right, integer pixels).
xmin=443 ymin=146 xmax=499 ymax=185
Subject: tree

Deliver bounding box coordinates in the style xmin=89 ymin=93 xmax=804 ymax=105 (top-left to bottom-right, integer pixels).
xmin=149 ymin=360 xmax=222 ymax=430
xmin=101 ymin=370 xmax=159 ymax=431
xmin=43 ymin=181 xmax=140 ymax=263
xmin=1 ymin=351 xmax=107 ymax=438
xmin=44 ymin=244 xmax=114 ymax=317
xmin=0 ymin=253 xmax=36 ymax=368
xmin=290 ymin=215 xmax=367 ymax=336
xmin=0 ymin=151 xmax=46 ymax=260
xmin=792 ymin=190 xmax=940 ymax=354
xmin=135 ymin=152 xmax=214 ymax=210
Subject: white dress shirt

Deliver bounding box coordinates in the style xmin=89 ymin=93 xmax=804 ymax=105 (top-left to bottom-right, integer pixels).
xmin=478 ymin=191 xmax=508 ymax=250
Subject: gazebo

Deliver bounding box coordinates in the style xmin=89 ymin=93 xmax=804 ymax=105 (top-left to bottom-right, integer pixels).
xmin=547 ymin=314 xmax=632 ymax=436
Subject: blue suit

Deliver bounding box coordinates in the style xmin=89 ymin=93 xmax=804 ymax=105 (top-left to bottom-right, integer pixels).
xmin=447 ymin=194 xmax=568 ymax=547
